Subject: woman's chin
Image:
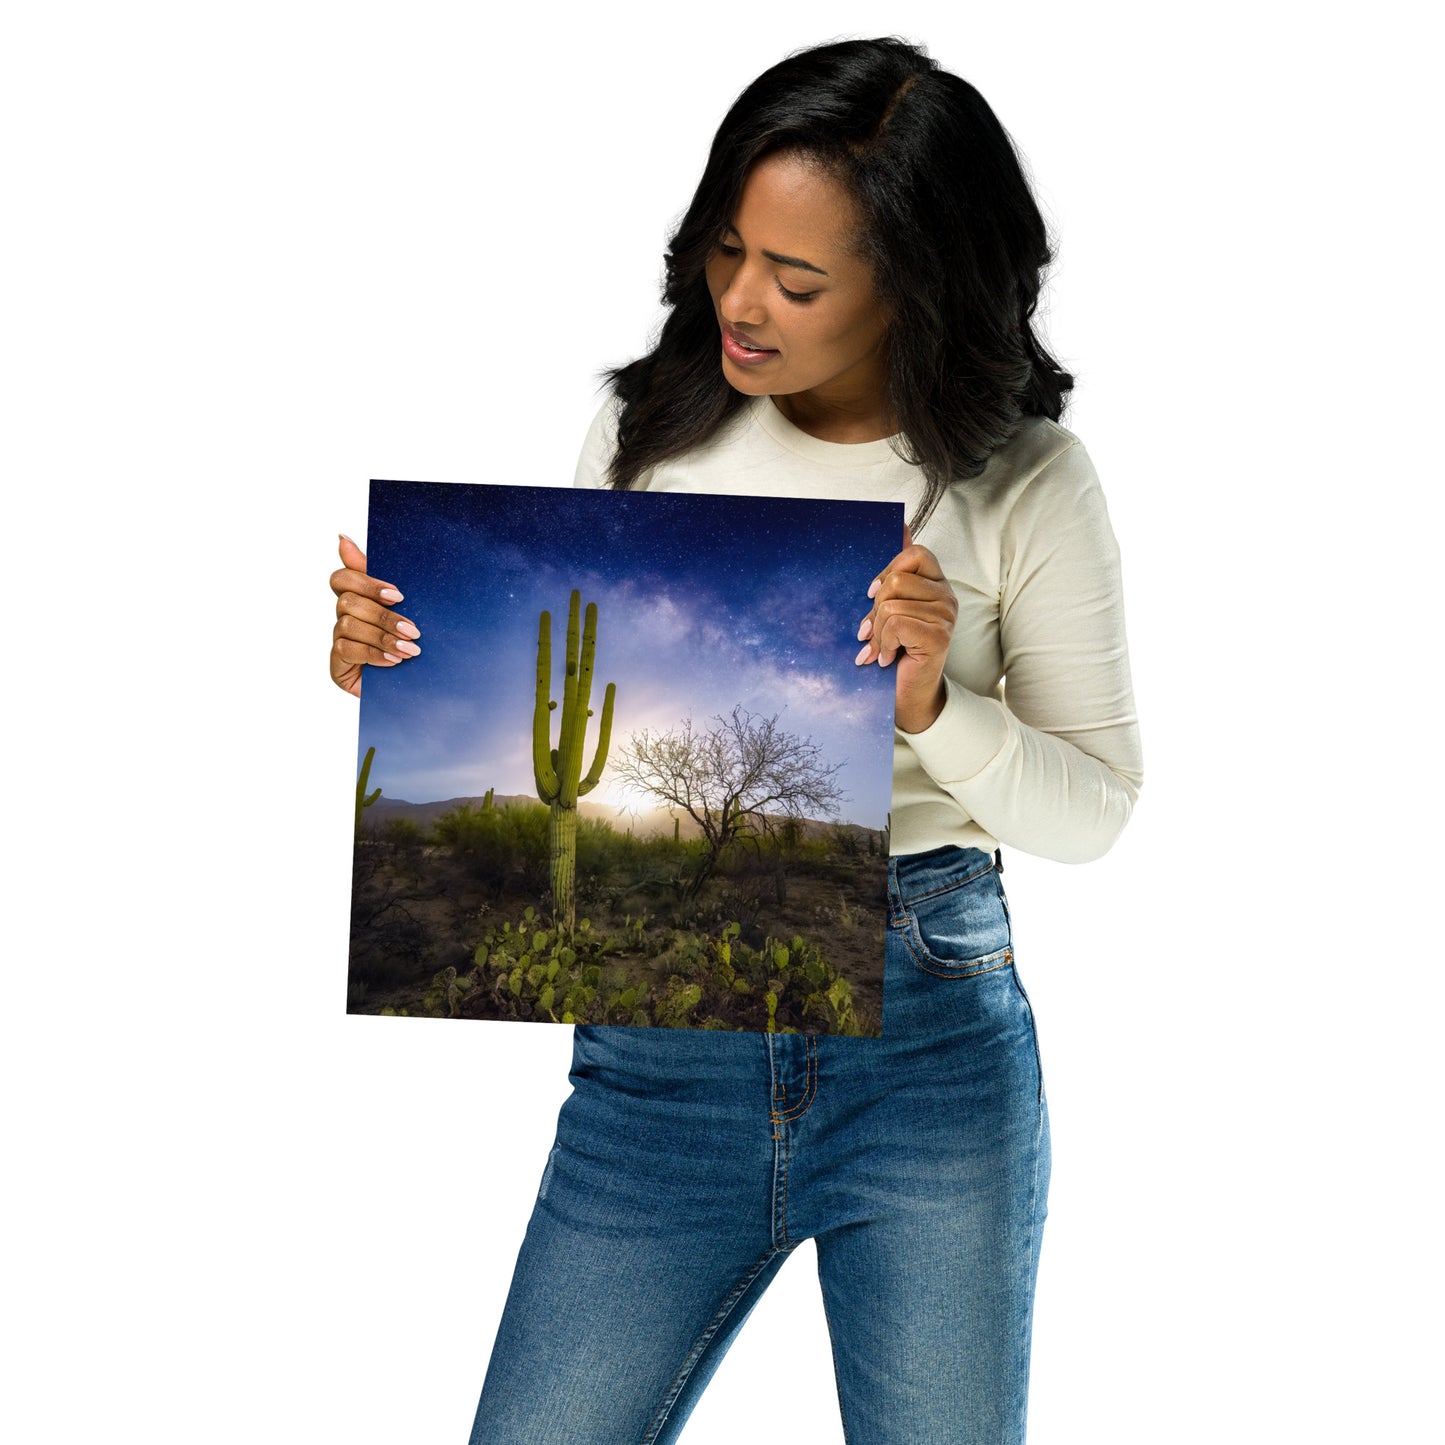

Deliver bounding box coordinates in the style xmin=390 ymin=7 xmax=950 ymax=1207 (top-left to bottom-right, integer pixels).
xmin=720 ymin=361 xmax=778 ymax=396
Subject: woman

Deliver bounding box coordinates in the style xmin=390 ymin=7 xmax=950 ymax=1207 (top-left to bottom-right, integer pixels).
xmin=330 ymin=37 xmax=1142 ymax=1443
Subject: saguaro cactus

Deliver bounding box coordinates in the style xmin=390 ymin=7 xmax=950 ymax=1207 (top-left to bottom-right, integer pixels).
xmin=355 ymin=745 xmax=381 ymax=839
xmin=533 ymin=590 xmax=616 ymax=933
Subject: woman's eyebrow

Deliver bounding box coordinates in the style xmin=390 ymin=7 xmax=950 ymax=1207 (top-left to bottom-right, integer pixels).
xmin=723 ymin=224 xmax=829 ymax=276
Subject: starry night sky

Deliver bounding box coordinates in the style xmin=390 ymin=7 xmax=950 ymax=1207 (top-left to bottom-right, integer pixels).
xmin=356 ymin=481 xmax=902 ymax=829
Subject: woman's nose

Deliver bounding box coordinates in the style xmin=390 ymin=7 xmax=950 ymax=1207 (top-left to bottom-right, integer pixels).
xmin=719 ymin=265 xmax=768 ymax=327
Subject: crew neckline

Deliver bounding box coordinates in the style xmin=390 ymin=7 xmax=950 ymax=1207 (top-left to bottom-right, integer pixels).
xmin=750 ymin=395 xmax=902 ymax=468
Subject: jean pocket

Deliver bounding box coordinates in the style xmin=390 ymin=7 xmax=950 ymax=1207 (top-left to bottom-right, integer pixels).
xmin=899 ymin=863 xmax=1013 ymax=979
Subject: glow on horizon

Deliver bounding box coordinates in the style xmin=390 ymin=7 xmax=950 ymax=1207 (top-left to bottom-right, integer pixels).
xmin=356 ymin=481 xmax=901 ymax=831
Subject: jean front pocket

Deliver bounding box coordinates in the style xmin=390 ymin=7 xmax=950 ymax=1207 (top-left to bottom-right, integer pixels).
xmin=899 ymin=861 xmax=1013 ymax=979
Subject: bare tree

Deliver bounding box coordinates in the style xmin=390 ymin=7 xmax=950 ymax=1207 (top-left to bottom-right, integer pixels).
xmin=613 ymin=705 xmax=847 ymax=895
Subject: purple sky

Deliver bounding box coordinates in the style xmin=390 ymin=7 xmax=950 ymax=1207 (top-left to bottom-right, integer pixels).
xmin=356 ymin=480 xmax=901 ymax=829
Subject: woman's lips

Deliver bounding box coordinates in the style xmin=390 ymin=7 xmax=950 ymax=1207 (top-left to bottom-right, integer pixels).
xmin=721 ymin=324 xmax=779 ymax=366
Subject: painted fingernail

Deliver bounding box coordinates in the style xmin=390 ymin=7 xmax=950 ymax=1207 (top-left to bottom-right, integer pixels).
xmin=380 ymin=587 xmax=403 ymax=602
xmin=396 ymin=620 xmax=421 ymax=639
xmin=394 ymin=640 xmax=421 ymax=656
xmin=383 ymin=651 xmax=403 ymax=663
xmin=856 ymin=617 xmax=873 ymax=641
xmin=867 ymin=578 xmax=881 ymax=599
xmin=855 ymin=643 xmax=873 ymax=665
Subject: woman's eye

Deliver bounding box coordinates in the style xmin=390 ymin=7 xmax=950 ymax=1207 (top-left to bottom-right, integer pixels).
xmin=776 ymin=279 xmax=818 ymax=304
xmin=714 ymin=240 xmax=816 ymax=302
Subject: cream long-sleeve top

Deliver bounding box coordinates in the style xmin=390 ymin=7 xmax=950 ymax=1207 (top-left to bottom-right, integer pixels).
xmin=573 ymin=392 xmax=1143 ymax=864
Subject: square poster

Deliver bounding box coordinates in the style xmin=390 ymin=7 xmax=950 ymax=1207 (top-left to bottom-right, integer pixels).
xmin=347 ymin=480 xmax=901 ymax=1035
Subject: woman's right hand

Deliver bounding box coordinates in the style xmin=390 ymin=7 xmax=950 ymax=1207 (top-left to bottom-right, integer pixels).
xmin=329 ymin=534 xmax=421 ymax=698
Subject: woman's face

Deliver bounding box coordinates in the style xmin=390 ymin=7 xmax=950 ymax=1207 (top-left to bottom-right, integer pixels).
xmin=704 ymin=152 xmax=891 ymax=420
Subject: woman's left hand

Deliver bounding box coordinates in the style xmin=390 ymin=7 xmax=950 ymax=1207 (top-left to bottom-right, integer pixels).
xmin=855 ymin=524 xmax=958 ymax=733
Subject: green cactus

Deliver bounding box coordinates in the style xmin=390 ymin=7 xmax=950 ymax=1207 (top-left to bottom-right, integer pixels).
xmin=533 ymin=590 xmax=616 ymax=934
xmin=355 ymin=745 xmax=381 ymax=839
xmin=482 ymin=787 xmax=495 ymax=811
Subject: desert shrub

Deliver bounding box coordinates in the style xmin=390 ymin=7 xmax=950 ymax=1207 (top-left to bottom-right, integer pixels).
xmin=347 ymin=901 xmax=430 ymax=991
xmin=715 ymin=884 xmax=763 ymax=921
xmin=575 ymin=815 xmax=638 ymax=879
xmin=493 ymin=803 xmax=549 ymax=880
xmin=381 ymin=816 xmax=424 ymax=846
xmin=432 ymin=801 xmax=549 ymax=892
xmin=431 ymin=801 xmax=490 ymax=851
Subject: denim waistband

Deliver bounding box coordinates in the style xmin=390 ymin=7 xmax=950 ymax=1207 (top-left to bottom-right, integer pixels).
xmin=888 ymin=845 xmax=998 ymax=909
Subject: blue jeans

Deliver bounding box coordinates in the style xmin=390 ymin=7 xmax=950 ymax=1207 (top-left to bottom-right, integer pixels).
xmin=468 ymin=846 xmax=1050 ymax=1443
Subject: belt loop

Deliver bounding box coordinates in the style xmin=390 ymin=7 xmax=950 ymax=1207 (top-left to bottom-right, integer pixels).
xmin=993 ymin=847 xmax=1003 ymax=874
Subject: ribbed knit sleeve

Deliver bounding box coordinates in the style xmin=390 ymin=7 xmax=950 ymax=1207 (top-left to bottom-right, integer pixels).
xmin=899 ymin=440 xmax=1144 ymax=863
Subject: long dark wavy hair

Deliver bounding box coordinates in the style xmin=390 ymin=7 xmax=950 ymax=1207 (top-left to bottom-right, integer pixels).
xmin=603 ymin=36 xmax=1074 ymax=530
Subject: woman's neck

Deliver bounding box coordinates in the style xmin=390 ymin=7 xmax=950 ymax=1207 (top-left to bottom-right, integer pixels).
xmin=769 ymin=389 xmax=897 ymax=444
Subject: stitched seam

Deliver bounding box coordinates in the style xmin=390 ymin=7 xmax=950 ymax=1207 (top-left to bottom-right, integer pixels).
xmin=895 ymin=860 xmax=996 ymax=907
xmin=1016 ymin=1087 xmax=1047 ymax=1442
xmin=640 ymin=1246 xmax=787 ymax=1444
xmin=774 ymin=1035 xmax=818 ymax=1121
xmin=901 ymin=923 xmax=1013 ymax=978
xmin=768 ymin=1035 xmax=785 ymax=1133
xmin=895 ymin=907 xmax=1011 ymax=976
xmin=780 ymin=1120 xmax=791 ymax=1246
xmin=766 ymin=1038 xmax=791 ymax=1247
xmin=1013 ymin=967 xmax=1045 ymax=1111
xmin=771 ymin=1109 xmax=793 ymax=1247
xmin=913 ymin=950 xmax=1013 ymax=980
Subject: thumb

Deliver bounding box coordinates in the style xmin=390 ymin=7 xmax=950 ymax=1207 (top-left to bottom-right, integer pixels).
xmin=902 ymin=521 xmax=914 ymax=550
xmin=338 ymin=532 xmax=367 ymax=572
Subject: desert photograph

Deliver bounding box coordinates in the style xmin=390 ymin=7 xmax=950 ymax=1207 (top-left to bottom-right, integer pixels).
xmin=348 ymin=479 xmax=901 ymax=1035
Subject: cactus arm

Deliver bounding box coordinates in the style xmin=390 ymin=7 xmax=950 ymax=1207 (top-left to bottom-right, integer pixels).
xmin=533 ymin=610 xmax=559 ymax=803
xmin=555 ymin=590 xmax=581 ymax=801
xmin=578 ymin=681 xmax=615 ymax=796
xmin=355 ymin=746 xmax=382 ymax=836
xmin=564 ymin=597 xmax=600 ymax=800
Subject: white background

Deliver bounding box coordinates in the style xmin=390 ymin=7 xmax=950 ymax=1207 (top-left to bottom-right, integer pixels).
xmin=5 ymin=2 xmax=1439 ymax=1441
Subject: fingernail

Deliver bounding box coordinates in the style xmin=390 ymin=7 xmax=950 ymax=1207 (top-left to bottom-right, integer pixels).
xmin=340 ymin=532 xmax=354 ymax=543
xmin=394 ymin=640 xmax=421 ymax=656
xmin=855 ymin=643 xmax=872 ymax=665
xmin=396 ymin=620 xmax=421 ymax=639
xmin=856 ymin=617 xmax=873 ymax=641
xmin=383 ymin=651 xmax=403 ymax=663
xmin=380 ymin=587 xmax=403 ymax=602
xmin=867 ymin=577 xmax=881 ymax=599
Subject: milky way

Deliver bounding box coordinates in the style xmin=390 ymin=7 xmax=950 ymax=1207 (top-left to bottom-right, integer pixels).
xmin=356 ymin=480 xmax=901 ymax=827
